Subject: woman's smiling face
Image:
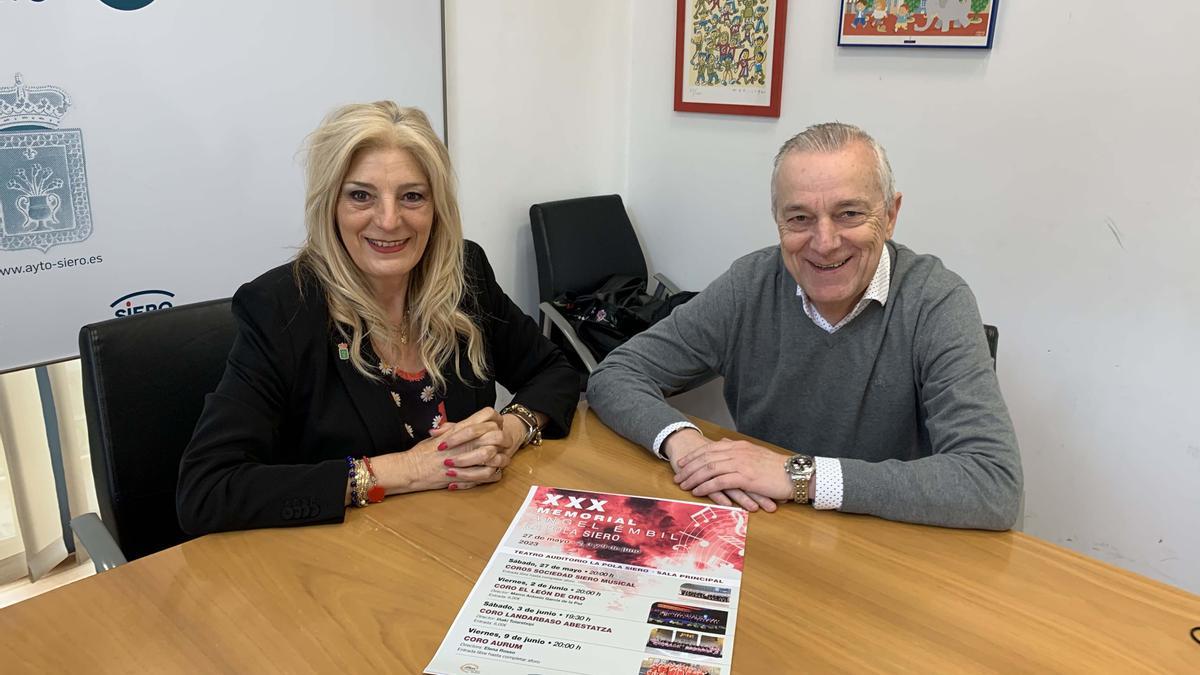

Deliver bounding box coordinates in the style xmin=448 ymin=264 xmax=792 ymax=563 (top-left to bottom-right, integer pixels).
xmin=336 ymin=146 xmax=434 ymax=298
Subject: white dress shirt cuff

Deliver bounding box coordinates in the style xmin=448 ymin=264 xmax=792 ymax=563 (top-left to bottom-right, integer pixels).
xmin=812 ymin=456 xmax=844 ymax=510
xmin=653 ymin=422 xmax=701 ymax=460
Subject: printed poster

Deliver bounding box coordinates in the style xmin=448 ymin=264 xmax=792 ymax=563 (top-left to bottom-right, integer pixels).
xmin=426 ymin=486 xmax=749 ymax=675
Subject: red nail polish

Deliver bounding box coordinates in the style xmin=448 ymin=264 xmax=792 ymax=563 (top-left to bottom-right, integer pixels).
xmin=437 ymin=442 xmax=447 ymax=451
xmin=446 ymin=469 xmax=457 ymax=477
xmin=448 ymin=483 xmax=458 ymax=491
xmin=444 ymin=458 xmax=455 ymax=467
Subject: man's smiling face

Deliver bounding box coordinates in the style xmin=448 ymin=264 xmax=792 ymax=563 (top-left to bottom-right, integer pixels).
xmin=773 ymin=141 xmax=901 ymax=325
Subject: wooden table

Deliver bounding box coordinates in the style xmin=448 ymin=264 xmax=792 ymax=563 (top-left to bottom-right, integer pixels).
xmin=1 ymin=404 xmax=1198 ymax=672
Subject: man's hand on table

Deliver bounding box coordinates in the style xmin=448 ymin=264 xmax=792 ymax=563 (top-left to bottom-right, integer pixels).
xmin=663 ymin=429 xmax=781 ymax=512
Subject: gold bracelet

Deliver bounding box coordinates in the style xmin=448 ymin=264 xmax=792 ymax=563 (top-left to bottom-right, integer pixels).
xmin=500 ymin=403 xmax=543 ymax=447
xmin=353 ymin=459 xmax=370 ymax=507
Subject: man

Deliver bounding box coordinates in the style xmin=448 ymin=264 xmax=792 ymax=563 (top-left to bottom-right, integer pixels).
xmin=586 ymin=123 xmax=1021 ymax=530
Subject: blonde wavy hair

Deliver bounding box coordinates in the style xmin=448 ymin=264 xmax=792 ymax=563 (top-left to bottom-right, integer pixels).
xmin=295 ymin=102 xmax=487 ymax=391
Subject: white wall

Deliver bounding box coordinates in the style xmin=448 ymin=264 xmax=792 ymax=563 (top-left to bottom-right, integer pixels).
xmin=444 ymin=0 xmax=633 ymax=317
xmin=625 ymin=2 xmax=1200 ymax=592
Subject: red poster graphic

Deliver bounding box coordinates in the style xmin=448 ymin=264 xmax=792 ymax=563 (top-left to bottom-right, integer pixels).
xmin=510 ymin=486 xmax=747 ymax=574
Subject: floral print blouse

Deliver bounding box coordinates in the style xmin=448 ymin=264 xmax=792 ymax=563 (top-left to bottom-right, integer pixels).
xmin=377 ymin=361 xmax=447 ymax=445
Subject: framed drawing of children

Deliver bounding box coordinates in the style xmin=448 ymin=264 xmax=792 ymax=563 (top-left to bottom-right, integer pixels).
xmin=674 ymin=0 xmax=789 ymax=117
xmin=837 ymin=0 xmax=1000 ymax=49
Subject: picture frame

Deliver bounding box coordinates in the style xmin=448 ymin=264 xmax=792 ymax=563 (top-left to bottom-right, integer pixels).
xmin=674 ymin=0 xmax=788 ymax=118
xmin=837 ymin=0 xmax=999 ymax=49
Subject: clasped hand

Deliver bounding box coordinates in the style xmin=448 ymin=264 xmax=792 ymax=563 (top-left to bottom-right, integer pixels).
xmin=670 ymin=433 xmax=794 ymax=511
xmin=371 ymin=406 xmax=527 ymax=494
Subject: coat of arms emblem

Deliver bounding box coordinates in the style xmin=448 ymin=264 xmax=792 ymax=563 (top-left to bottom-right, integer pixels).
xmin=0 ymin=73 xmax=93 ymax=253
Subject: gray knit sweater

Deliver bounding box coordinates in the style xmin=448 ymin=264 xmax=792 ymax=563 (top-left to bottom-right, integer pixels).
xmin=587 ymin=241 xmax=1022 ymax=530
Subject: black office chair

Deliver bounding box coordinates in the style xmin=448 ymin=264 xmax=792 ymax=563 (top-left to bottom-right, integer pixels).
xmin=73 ymin=298 xmax=236 ymax=570
xmin=984 ymin=324 xmax=999 ymax=369
xmin=530 ymin=194 xmax=680 ymax=383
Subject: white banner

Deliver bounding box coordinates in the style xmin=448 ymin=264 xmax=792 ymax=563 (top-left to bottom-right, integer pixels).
xmin=0 ymin=0 xmax=444 ymax=372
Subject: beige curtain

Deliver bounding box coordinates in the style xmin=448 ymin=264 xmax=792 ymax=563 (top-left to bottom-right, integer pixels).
xmin=47 ymin=361 xmax=97 ymax=567
xmin=0 ymin=362 xmax=98 ymax=583
xmin=0 ymin=428 xmax=25 ymax=584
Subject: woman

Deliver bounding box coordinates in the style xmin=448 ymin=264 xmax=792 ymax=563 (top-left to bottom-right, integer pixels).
xmin=177 ymin=102 xmax=578 ymax=535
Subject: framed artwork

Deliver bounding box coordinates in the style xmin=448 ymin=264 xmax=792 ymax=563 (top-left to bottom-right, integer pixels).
xmin=837 ymin=0 xmax=999 ymax=49
xmin=674 ymin=0 xmax=788 ymax=117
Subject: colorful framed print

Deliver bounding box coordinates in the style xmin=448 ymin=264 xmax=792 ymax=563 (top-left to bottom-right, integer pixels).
xmin=674 ymin=0 xmax=788 ymax=117
xmin=837 ymin=0 xmax=999 ymax=48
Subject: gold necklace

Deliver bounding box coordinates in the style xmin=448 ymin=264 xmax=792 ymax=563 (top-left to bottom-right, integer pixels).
xmin=377 ymin=310 xmax=412 ymax=373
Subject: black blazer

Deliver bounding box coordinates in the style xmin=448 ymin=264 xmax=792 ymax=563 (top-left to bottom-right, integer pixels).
xmin=177 ymin=241 xmax=578 ymax=535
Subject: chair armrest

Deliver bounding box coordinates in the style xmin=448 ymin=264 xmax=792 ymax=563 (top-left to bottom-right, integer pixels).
xmin=70 ymin=512 xmax=128 ymax=572
xmin=983 ymin=323 xmax=999 ymax=370
xmin=539 ymin=302 xmax=599 ymax=373
xmin=652 ymin=273 xmax=681 ymax=299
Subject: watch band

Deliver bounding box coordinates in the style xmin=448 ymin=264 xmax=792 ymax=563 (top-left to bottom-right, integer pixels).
xmin=785 ymin=454 xmax=815 ymax=505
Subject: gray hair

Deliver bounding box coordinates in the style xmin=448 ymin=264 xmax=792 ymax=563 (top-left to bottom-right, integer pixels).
xmin=770 ymin=122 xmax=895 ymax=216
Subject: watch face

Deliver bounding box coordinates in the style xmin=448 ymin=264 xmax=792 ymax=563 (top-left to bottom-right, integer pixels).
xmin=788 ymin=455 xmax=813 ymax=472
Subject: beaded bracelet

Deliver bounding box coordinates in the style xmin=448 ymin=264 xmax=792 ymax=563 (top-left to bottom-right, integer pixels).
xmin=346 ymin=456 xmax=366 ymax=507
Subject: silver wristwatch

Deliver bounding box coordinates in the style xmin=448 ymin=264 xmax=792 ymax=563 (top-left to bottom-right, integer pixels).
xmin=785 ymin=454 xmax=815 ymax=504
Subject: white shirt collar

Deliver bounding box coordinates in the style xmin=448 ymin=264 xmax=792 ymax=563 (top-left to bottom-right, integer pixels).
xmin=795 ymin=244 xmax=891 ymax=333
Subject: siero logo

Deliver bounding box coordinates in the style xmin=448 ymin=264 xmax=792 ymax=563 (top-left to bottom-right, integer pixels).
xmin=98 ymin=0 xmax=156 ymax=9
xmin=111 ymin=289 xmax=174 ymax=317
xmin=7 ymin=1 xmax=155 ymax=11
